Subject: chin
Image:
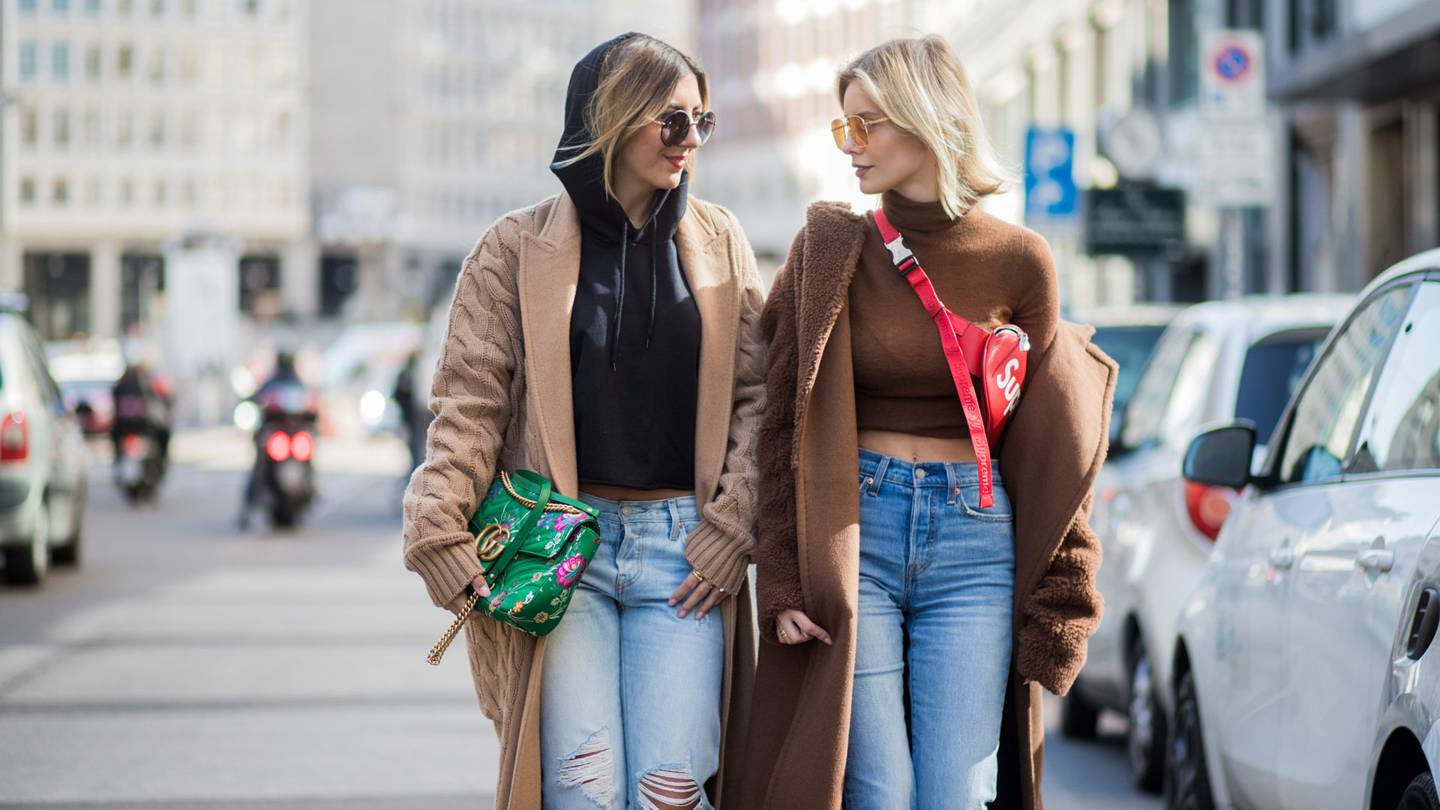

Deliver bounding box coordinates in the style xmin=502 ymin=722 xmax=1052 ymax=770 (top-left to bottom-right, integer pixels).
xmin=857 ymin=176 xmax=886 ymax=196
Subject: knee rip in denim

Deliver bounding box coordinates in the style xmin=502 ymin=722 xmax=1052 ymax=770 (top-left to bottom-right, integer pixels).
xmin=637 ymin=764 xmax=704 ymax=810
xmin=557 ymin=728 xmax=615 ymax=808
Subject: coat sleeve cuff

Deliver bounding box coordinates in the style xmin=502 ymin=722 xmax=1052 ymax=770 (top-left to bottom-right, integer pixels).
xmin=756 ymin=579 xmax=805 ymax=645
xmin=1016 ymin=620 xmax=1090 ymax=695
xmin=683 ymin=519 xmax=752 ymax=596
xmin=404 ymin=532 xmax=485 ymax=608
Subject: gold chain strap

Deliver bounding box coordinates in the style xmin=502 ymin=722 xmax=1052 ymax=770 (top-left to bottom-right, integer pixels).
xmin=499 ymin=470 xmax=588 ymax=515
xmin=427 ymin=592 xmax=480 ymax=666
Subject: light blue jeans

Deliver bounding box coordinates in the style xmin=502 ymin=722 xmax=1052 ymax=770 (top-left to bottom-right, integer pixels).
xmin=540 ymin=493 xmax=724 ymax=810
xmin=845 ymin=449 xmax=1016 ymax=810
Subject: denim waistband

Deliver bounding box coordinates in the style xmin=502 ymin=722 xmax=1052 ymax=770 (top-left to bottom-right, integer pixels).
xmin=577 ymin=491 xmax=699 ymax=521
xmin=858 ymin=447 xmax=1002 ymax=490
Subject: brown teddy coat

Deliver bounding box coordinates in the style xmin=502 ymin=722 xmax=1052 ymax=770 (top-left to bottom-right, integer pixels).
xmin=734 ymin=201 xmax=1117 ymax=810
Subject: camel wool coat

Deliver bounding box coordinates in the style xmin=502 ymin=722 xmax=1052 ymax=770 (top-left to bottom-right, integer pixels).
xmin=734 ymin=202 xmax=1118 ymax=810
xmin=402 ymin=192 xmax=764 ymax=809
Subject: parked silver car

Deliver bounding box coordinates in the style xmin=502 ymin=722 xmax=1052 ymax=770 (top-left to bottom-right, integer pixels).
xmin=0 ymin=312 xmax=89 ymax=586
xmin=1170 ymin=251 xmax=1440 ymax=810
xmin=1063 ymin=293 xmax=1352 ymax=792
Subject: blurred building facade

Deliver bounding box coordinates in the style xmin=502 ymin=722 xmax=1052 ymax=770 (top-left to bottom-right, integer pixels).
xmin=0 ymin=0 xmax=311 ymax=343
xmin=308 ymin=0 xmax=695 ymax=322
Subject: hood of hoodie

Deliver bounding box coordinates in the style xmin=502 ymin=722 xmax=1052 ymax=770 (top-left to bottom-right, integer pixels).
xmin=550 ymin=32 xmax=688 ymax=244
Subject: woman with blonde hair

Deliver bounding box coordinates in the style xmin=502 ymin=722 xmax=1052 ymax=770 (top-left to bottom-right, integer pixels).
xmin=739 ymin=35 xmax=1116 ymax=809
xmin=403 ymin=33 xmax=763 ymax=810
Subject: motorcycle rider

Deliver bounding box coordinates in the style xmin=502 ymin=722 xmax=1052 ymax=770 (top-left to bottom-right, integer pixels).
xmin=110 ymin=360 xmax=172 ymax=473
xmin=237 ymin=352 xmax=315 ymax=529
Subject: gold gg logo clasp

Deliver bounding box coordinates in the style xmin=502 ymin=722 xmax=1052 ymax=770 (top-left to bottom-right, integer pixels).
xmin=475 ymin=523 xmax=510 ymax=562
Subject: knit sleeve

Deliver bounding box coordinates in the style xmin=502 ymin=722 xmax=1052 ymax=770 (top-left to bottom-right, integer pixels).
xmin=1017 ymin=493 xmax=1104 ymax=694
xmin=402 ymin=218 xmax=524 ymax=609
xmin=683 ymin=209 xmax=767 ymax=595
xmin=753 ymin=231 xmax=806 ymax=644
xmin=1012 ymin=228 xmax=1060 ymax=359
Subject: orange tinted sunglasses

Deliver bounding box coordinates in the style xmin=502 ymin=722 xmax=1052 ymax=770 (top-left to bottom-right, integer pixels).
xmin=831 ymin=115 xmax=890 ymax=150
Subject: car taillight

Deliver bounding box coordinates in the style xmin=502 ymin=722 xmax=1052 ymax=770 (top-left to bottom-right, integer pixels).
xmin=265 ymin=431 xmax=292 ymax=462
xmin=1185 ymin=482 xmax=1239 ymax=542
xmin=290 ymin=431 xmax=314 ymax=462
xmin=122 ymin=434 xmax=144 ymax=457
xmin=1 ymin=413 xmax=28 ymax=462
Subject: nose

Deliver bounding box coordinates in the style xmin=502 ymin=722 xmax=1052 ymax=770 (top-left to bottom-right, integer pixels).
xmin=842 ymin=131 xmax=862 ymax=156
xmin=680 ymin=121 xmax=703 ymax=149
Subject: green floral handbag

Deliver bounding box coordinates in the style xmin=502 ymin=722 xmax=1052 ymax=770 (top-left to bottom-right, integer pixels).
xmin=426 ymin=470 xmax=601 ymax=665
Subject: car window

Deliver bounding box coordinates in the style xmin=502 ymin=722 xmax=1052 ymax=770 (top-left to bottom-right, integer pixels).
xmin=1160 ymin=329 xmax=1222 ymax=438
xmin=1121 ymin=327 xmax=1198 ymax=449
xmin=1351 ymin=281 xmax=1440 ymax=474
xmin=22 ymin=333 xmax=65 ymax=415
xmin=1090 ymin=325 xmax=1167 ymax=416
xmin=1277 ymin=284 xmax=1413 ymax=485
xmin=1234 ymin=328 xmax=1328 ymax=447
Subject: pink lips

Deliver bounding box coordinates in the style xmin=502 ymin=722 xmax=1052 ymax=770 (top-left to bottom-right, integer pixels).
xmin=855 ymin=166 xmax=871 ymax=178
xmin=666 ymin=156 xmax=686 ymax=170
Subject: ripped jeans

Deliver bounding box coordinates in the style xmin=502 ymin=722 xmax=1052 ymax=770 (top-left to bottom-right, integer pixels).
xmin=539 ymin=493 xmax=724 ymax=810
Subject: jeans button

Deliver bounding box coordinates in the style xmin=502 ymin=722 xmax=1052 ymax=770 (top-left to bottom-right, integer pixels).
xmin=915 ymin=468 xmax=927 ymax=480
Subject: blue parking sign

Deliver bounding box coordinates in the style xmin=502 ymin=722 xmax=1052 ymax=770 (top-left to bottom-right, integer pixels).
xmin=1024 ymin=127 xmax=1077 ymax=221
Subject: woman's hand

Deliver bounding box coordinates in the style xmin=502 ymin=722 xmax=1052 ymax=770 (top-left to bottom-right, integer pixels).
xmin=446 ymin=573 xmax=491 ymax=615
xmin=776 ymin=609 xmax=832 ymax=645
xmin=669 ymin=571 xmax=728 ymax=621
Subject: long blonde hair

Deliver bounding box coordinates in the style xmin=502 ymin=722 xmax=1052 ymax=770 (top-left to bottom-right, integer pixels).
xmin=555 ymin=35 xmax=708 ymax=200
xmin=838 ymin=36 xmax=1009 ymax=218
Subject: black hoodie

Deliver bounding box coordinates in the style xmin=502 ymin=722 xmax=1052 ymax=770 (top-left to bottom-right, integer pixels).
xmin=551 ymin=33 xmax=700 ymax=491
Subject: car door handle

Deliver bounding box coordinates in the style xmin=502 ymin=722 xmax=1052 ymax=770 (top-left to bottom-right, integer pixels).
xmin=1269 ymin=547 xmax=1295 ymax=570
xmin=1356 ymin=549 xmax=1395 ymax=574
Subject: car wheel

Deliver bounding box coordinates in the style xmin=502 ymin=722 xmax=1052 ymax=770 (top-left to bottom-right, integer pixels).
xmin=1400 ymin=772 xmax=1440 ymax=810
xmin=1128 ymin=637 xmax=1167 ymax=792
xmin=3 ymin=496 xmax=50 ymax=586
xmin=52 ymin=489 xmax=85 ymax=567
xmin=1061 ymin=687 xmax=1101 ymax=740
xmin=1164 ymin=669 xmax=1215 ymax=810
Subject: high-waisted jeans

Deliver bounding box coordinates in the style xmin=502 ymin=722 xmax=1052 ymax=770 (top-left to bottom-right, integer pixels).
xmin=539 ymin=492 xmax=724 ymax=810
xmin=844 ymin=449 xmax=1016 ymax=810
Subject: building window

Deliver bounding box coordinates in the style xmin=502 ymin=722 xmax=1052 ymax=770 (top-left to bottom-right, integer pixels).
xmin=82 ymin=108 xmax=99 ymax=147
xmin=117 ymin=0 xmax=131 ymax=13
xmin=20 ymin=42 xmax=39 ymax=80
xmin=1168 ymin=0 xmax=1198 ymax=107
xmin=116 ymin=111 xmax=133 ymax=147
xmin=238 ymin=254 xmax=281 ymax=316
xmin=119 ymin=177 xmax=135 ymax=206
xmin=151 ymin=0 xmax=163 ymax=15
xmin=53 ymin=177 xmax=70 ymax=206
xmin=52 ymin=42 xmax=70 ymax=80
xmin=180 ymin=109 xmax=198 ymax=147
xmin=20 ymin=108 xmax=38 ymax=146
xmin=179 ymin=44 xmax=198 ymax=81
xmin=153 ymin=178 xmax=167 ymax=207
xmin=20 ymin=177 xmax=38 ymax=205
xmin=320 ymin=254 xmax=358 ymax=317
xmin=148 ymin=46 xmax=165 ymax=83
xmin=121 ymin=254 xmax=166 ymax=331
xmin=117 ymin=43 xmax=134 ymax=79
xmin=1290 ymin=0 xmax=1339 ymax=53
xmin=149 ymin=111 xmax=165 ymax=148
xmin=181 ymin=0 xmax=196 ymax=15
xmin=241 ymin=0 xmax=259 ymax=15
xmin=53 ymin=0 xmax=70 ymax=14
xmin=54 ymin=109 xmax=71 ymax=147
xmin=181 ymin=178 xmax=197 ymax=206
xmin=84 ymin=44 xmax=102 ymax=80
xmin=84 ymin=0 xmax=101 ymax=13
xmin=20 ymin=0 xmax=38 ymax=12
xmin=24 ymin=253 xmax=91 ymax=340
xmin=85 ymin=177 xmax=102 ymax=206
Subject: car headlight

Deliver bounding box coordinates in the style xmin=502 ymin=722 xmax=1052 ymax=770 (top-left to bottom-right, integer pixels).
xmin=360 ymin=389 xmax=387 ymax=426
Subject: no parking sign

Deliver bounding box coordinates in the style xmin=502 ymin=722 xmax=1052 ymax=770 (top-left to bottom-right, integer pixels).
xmin=1200 ymin=30 xmax=1265 ymax=117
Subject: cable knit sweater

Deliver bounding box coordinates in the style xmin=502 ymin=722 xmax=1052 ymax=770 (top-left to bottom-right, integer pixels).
xmin=401 ymin=191 xmax=763 ymax=809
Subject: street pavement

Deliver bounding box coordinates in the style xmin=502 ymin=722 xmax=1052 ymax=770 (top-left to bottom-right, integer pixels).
xmin=0 ymin=428 xmax=1159 ymax=809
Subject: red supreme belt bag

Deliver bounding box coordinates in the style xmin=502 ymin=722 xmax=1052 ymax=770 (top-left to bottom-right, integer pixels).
xmin=871 ymin=208 xmax=1029 ymax=508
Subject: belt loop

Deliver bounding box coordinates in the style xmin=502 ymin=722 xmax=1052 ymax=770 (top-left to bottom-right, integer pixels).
xmin=666 ymin=497 xmax=680 ymax=529
xmin=866 ymin=454 xmax=891 ymax=496
xmin=945 ymin=463 xmax=959 ymax=505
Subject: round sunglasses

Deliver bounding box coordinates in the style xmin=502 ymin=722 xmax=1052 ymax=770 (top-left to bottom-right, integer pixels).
xmin=831 ymin=114 xmax=890 ymax=150
xmin=657 ymin=109 xmax=717 ymax=147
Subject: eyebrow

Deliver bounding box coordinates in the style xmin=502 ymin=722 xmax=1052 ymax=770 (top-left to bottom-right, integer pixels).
xmin=668 ymin=102 xmax=705 ymax=113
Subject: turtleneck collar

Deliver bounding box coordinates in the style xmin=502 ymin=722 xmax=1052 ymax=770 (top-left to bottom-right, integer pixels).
xmin=880 ymin=190 xmax=961 ymax=234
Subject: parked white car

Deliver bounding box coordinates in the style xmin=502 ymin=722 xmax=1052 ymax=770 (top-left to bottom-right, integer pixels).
xmin=1063 ymin=293 xmax=1353 ymax=791
xmin=1170 ymin=251 xmax=1440 ymax=810
xmin=0 ymin=312 xmax=89 ymax=586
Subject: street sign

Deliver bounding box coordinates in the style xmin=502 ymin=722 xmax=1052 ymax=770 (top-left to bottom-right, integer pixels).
xmin=1024 ymin=127 xmax=1078 ymax=221
xmin=1099 ymin=108 xmax=1164 ymax=181
xmin=1200 ymin=30 xmax=1265 ymax=117
xmin=1084 ymin=183 xmax=1186 ymax=256
xmin=1192 ymin=117 xmax=1276 ymax=206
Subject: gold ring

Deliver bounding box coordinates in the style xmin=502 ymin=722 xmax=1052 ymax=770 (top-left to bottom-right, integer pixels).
xmin=778 ymin=625 xmax=790 ymax=642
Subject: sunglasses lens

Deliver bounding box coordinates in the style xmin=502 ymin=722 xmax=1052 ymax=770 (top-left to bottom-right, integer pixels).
xmin=695 ymin=112 xmax=716 ymax=145
xmin=660 ymin=111 xmax=688 ymax=147
xmin=850 ymin=116 xmax=869 ymax=146
xmin=831 ymin=118 xmax=847 ymax=150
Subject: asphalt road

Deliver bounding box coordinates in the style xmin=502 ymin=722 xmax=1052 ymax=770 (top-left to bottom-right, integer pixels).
xmin=0 ymin=428 xmax=1160 ymax=809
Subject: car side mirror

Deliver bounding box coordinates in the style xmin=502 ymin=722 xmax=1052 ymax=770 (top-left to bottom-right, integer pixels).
xmin=1183 ymin=424 xmax=1256 ymax=489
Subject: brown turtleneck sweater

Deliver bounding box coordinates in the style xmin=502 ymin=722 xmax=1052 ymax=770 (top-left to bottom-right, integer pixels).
xmin=850 ymin=191 xmax=1060 ymax=439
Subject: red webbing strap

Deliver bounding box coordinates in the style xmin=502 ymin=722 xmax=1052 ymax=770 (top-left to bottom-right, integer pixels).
xmin=872 ymin=209 xmax=995 ymax=508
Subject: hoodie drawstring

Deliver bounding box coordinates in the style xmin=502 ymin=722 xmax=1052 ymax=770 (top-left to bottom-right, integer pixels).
xmin=610 ymin=220 xmax=628 ymax=371
xmin=645 ymin=218 xmax=657 ymax=350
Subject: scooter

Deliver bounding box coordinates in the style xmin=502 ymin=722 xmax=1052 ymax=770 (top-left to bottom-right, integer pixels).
xmin=256 ymin=413 xmax=316 ymax=528
xmin=115 ymin=429 xmax=164 ymax=504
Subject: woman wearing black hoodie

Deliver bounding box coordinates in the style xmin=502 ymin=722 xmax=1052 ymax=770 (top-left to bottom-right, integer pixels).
xmin=401 ymin=33 xmax=763 ymax=809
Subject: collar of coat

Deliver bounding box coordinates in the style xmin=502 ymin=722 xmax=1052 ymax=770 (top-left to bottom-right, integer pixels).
xmin=784 ymin=201 xmax=1118 ymax=597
